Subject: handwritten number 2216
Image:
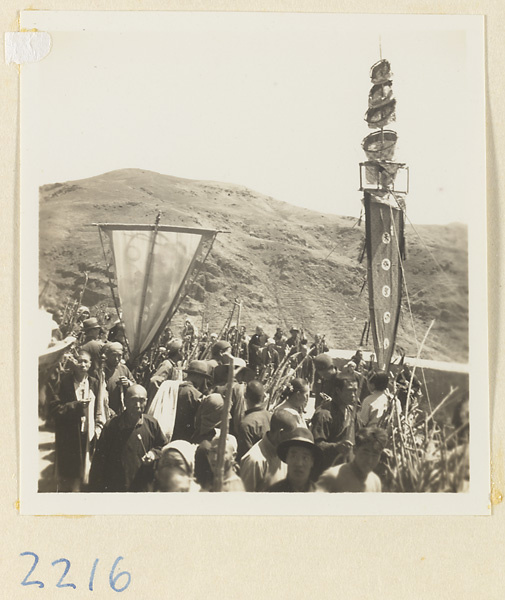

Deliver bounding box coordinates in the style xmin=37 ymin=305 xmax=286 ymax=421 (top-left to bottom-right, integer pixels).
xmin=20 ymin=552 xmax=131 ymax=592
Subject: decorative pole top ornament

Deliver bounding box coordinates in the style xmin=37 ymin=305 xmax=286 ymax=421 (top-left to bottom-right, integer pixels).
xmin=359 ymin=58 xmax=409 ymax=197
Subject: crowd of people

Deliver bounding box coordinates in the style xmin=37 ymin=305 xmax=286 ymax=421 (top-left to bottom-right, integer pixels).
xmin=44 ymin=306 xmax=432 ymax=495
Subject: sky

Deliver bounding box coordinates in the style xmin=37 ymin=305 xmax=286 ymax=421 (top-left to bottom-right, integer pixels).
xmin=21 ymin=12 xmax=485 ymax=225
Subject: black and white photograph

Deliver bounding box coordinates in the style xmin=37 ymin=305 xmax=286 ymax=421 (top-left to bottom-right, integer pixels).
xmin=20 ymin=11 xmax=488 ymax=515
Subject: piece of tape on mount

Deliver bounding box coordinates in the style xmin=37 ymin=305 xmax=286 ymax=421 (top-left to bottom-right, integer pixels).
xmin=5 ymin=31 xmax=52 ymax=64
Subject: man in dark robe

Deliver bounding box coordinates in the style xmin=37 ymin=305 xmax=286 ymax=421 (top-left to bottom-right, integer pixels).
xmin=212 ymin=359 xmax=247 ymax=439
xmin=171 ymin=360 xmax=212 ymax=443
xmin=89 ymin=385 xmax=167 ymax=492
xmin=51 ymin=350 xmax=104 ymax=492
xmin=311 ymin=354 xmax=359 ymax=471
xmin=248 ymin=327 xmax=267 ymax=375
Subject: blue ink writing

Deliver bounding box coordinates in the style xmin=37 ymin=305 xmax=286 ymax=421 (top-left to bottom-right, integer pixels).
xmin=89 ymin=558 xmax=99 ymax=591
xmin=109 ymin=557 xmax=132 ymax=593
xmin=51 ymin=558 xmax=77 ymax=589
xmin=20 ymin=552 xmax=44 ymax=588
xmin=19 ymin=554 xmax=132 ymax=592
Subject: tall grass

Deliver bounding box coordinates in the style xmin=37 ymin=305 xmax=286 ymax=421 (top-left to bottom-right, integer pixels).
xmin=379 ymin=388 xmax=469 ymax=493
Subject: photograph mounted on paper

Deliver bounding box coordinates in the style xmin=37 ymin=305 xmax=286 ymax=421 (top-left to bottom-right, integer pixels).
xmin=21 ymin=11 xmax=488 ymax=514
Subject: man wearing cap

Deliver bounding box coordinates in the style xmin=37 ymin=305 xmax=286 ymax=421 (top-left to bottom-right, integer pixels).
xmin=147 ymin=339 xmax=184 ymax=406
xmin=286 ymin=327 xmax=302 ymax=356
xmin=192 ymin=393 xmax=228 ymax=489
xmin=89 ymin=384 xmax=168 ymax=492
xmin=79 ymin=318 xmax=105 ymax=375
xmin=311 ymin=354 xmax=359 ymax=470
xmin=80 ymin=317 xmax=102 ymax=343
xmin=239 ymin=410 xmax=298 ymax=492
xmin=273 ymin=326 xmax=285 ymax=343
xmin=102 ymin=342 xmax=135 ymax=415
xmin=171 ymin=360 xmax=211 ymax=443
xmin=206 ymin=339 xmax=232 ymax=373
xmin=236 ymin=380 xmax=271 ymax=460
xmin=212 ymin=356 xmax=247 ymax=438
xmin=107 ymin=320 xmax=127 ymax=347
xmin=316 ymin=427 xmax=386 ymax=492
xmin=267 ymin=427 xmax=323 ymax=492
xmin=248 ymin=327 xmax=267 ymax=374
xmin=207 ymin=342 xmax=246 ymax=436
xmin=339 ymin=360 xmax=365 ymax=402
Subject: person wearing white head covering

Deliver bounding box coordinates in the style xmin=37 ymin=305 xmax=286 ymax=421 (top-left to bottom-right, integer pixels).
xmin=153 ymin=440 xmax=200 ymax=492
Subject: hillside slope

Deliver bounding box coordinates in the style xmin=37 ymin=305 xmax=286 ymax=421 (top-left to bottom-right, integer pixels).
xmin=39 ymin=169 xmax=468 ymax=362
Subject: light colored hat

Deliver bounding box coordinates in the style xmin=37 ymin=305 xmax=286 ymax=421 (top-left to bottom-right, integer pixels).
xmin=211 ymin=431 xmax=238 ymax=455
xmin=158 ymin=440 xmax=196 ymax=476
xmin=233 ymin=357 xmax=247 ymax=371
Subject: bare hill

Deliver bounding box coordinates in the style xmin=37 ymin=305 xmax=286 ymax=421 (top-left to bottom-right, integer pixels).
xmin=39 ymin=169 xmax=468 ymax=362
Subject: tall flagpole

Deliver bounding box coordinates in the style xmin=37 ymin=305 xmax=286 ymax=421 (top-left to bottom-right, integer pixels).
xmin=359 ymin=57 xmax=409 ymax=371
